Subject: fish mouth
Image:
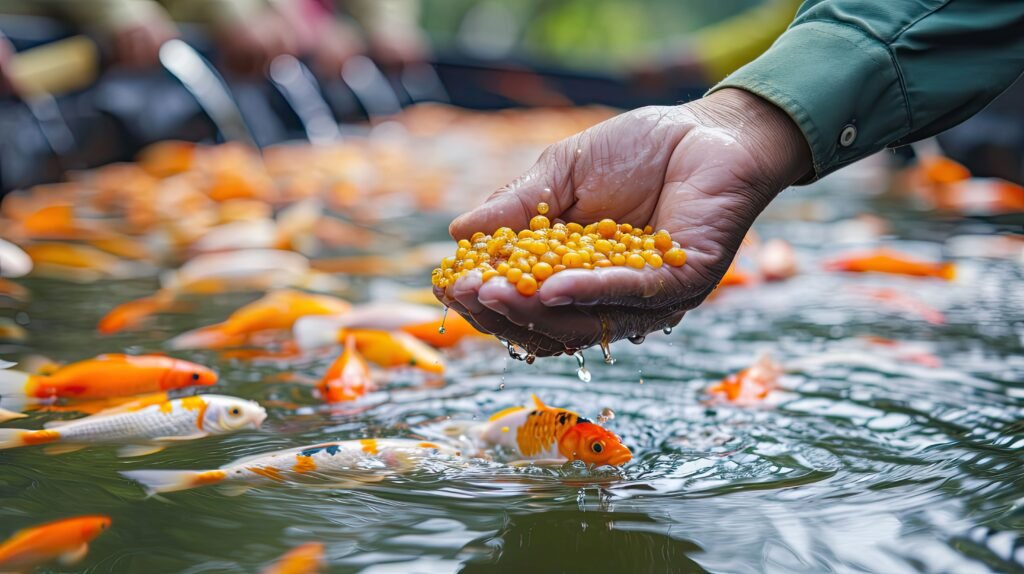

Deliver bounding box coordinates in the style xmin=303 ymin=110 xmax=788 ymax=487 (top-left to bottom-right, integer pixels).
xmin=606 ymin=449 xmax=632 ymax=466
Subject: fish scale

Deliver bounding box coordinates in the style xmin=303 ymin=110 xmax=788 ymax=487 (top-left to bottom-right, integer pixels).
xmin=57 ymin=402 xmax=201 ymax=442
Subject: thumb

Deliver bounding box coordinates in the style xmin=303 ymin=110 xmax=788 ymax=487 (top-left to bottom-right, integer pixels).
xmin=448 ymin=137 xmax=579 ymax=240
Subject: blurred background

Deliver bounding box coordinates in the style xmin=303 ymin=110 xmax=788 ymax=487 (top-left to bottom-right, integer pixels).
xmin=0 ymin=0 xmax=1020 ymax=192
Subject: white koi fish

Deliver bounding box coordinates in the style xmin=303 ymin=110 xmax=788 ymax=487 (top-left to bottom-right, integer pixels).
xmin=0 ymin=394 xmax=265 ymax=456
xmin=122 ymin=438 xmax=463 ymax=495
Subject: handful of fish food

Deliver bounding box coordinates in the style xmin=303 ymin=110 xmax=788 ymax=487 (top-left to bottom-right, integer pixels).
xmin=432 ymin=203 xmax=688 ymax=296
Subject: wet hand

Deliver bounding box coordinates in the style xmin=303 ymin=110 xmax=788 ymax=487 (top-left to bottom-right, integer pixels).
xmin=437 ymin=88 xmax=811 ymax=356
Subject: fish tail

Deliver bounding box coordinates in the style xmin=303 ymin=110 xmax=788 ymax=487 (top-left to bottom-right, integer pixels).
xmin=96 ymin=290 xmax=175 ymax=335
xmin=0 ymin=428 xmax=60 ymax=449
xmin=0 ymin=407 xmax=27 ymax=422
xmin=121 ymin=469 xmax=225 ymax=495
xmin=940 ymin=263 xmax=956 ymax=281
xmin=0 ymin=367 xmax=31 ymax=397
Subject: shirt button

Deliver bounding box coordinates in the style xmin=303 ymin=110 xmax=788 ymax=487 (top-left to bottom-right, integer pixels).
xmin=839 ymin=124 xmax=857 ymax=147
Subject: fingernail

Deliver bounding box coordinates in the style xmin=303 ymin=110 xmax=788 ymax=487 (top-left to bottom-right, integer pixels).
xmin=542 ymin=295 xmax=572 ymax=306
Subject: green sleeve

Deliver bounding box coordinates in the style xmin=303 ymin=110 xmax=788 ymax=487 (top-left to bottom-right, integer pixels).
xmin=710 ymin=0 xmax=1024 ymax=180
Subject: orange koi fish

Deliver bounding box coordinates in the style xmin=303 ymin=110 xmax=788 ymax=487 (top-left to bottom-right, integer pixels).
xmin=97 ymin=291 xmax=177 ymax=335
xmin=343 ymin=330 xmax=445 ymax=374
xmin=25 ymin=243 xmax=151 ymax=282
xmin=0 ymin=354 xmax=217 ymax=404
xmin=319 ymin=335 xmax=374 ymax=403
xmin=0 ymin=515 xmax=111 ymax=571
xmin=263 ymin=542 xmax=326 ymax=574
xmin=294 ymin=303 xmax=484 ymax=350
xmin=421 ymin=395 xmax=631 ymax=467
xmin=400 ymin=312 xmax=485 ymax=348
xmin=706 ymin=355 xmax=783 ymax=405
xmin=824 ymin=249 xmax=955 ymax=280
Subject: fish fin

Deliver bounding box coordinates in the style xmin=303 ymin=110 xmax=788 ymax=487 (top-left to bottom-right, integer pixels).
xmin=488 ymin=406 xmax=525 ymax=422
xmin=0 ymin=368 xmax=30 ymax=397
xmin=58 ymin=543 xmax=89 ymax=565
xmin=531 ymin=394 xmax=548 ymax=410
xmin=216 ymin=483 xmax=252 ymax=497
xmin=152 ymin=432 xmax=208 ymax=442
xmin=0 ymin=359 xmax=16 ymax=369
xmin=117 ymin=444 xmax=166 ymax=458
xmin=120 ymin=469 xmax=216 ymax=495
xmin=0 ymin=407 xmax=26 ymax=423
xmin=0 ymin=428 xmax=61 ymax=449
xmin=43 ymin=444 xmax=86 ymax=455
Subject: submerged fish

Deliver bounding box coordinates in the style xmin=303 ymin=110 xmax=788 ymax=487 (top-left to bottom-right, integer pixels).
xmin=0 ymin=515 xmax=111 ymax=571
xmin=421 ymin=395 xmax=632 ymax=467
xmin=319 ymin=335 xmax=374 ymax=403
xmin=824 ymin=249 xmax=956 ymax=280
xmin=167 ymin=289 xmax=351 ymax=350
xmin=262 ymin=542 xmax=326 ymax=574
xmin=344 ymin=330 xmax=445 ymax=374
xmin=0 ymin=354 xmax=217 ymax=409
xmin=706 ymin=355 xmax=783 ymax=405
xmin=122 ymin=438 xmax=464 ymax=495
xmin=0 ymin=395 xmax=264 ymax=456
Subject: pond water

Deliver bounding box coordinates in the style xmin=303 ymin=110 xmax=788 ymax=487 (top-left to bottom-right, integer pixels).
xmin=1 ymin=182 xmax=1022 ymax=573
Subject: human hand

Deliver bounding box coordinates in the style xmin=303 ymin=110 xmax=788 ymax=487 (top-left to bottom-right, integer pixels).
xmin=436 ymin=88 xmax=811 ymax=356
xmin=112 ymin=16 xmax=178 ymax=69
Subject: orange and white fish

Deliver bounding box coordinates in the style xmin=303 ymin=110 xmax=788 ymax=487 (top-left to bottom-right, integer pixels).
xmin=0 ymin=354 xmax=217 ymax=412
xmin=705 ymin=355 xmax=783 ymax=406
xmin=824 ymin=249 xmax=956 ymax=280
xmin=344 ymin=330 xmax=445 ymax=374
xmin=122 ymin=438 xmax=464 ymax=495
xmin=0 ymin=395 xmax=264 ymax=456
xmin=25 ymin=243 xmax=152 ymax=283
xmin=421 ymin=395 xmax=632 ymax=467
xmin=262 ymin=542 xmax=326 ymax=574
xmin=319 ymin=335 xmax=374 ymax=403
xmin=293 ymin=303 xmax=439 ymax=349
xmin=0 ymin=515 xmax=111 ymax=571
xmin=167 ymin=290 xmax=351 ymax=350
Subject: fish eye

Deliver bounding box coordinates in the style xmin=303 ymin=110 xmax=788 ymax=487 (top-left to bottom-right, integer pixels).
xmin=230 ymin=408 xmax=241 ymax=416
xmin=191 ymin=373 xmax=200 ymax=381
xmin=592 ymin=442 xmax=604 ymax=453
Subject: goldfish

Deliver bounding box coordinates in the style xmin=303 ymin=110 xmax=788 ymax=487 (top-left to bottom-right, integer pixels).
xmin=706 ymin=355 xmax=783 ymax=405
xmin=421 ymin=395 xmax=632 ymax=467
xmin=400 ymin=312 xmax=485 ymax=348
xmin=0 ymin=395 xmax=265 ymax=456
xmin=24 ymin=243 xmax=152 ymax=282
xmin=122 ymin=438 xmax=464 ymax=495
xmin=263 ymin=542 xmax=326 ymax=574
xmin=757 ymin=239 xmax=799 ymax=282
xmin=0 ymin=515 xmax=111 ymax=571
xmin=97 ymin=291 xmax=177 ymax=334
xmin=343 ymin=330 xmax=445 ymax=374
xmin=167 ymin=290 xmax=351 ymax=350
xmin=319 ymin=335 xmax=374 ymax=403
xmin=824 ymin=249 xmax=956 ymax=280
xmin=0 ymin=354 xmax=217 ymax=409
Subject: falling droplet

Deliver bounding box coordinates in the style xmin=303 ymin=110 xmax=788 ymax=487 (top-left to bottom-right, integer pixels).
xmin=638 ymin=369 xmax=644 ymax=385
xmin=506 ymin=341 xmax=526 ymax=361
xmin=575 ymin=352 xmax=591 ymax=382
xmin=499 ymin=382 xmax=505 ymax=390
xmin=663 ymin=327 xmax=673 ymax=335
xmin=525 ymin=353 xmax=536 ymax=365
xmin=438 ymin=306 xmax=448 ymax=334
xmin=600 ymin=340 xmax=615 ymax=365
xmin=628 ymin=334 xmax=645 ymax=345
xmin=600 ymin=407 xmax=615 ymax=420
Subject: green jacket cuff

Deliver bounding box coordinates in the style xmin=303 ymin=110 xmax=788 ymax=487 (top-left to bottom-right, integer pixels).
xmin=710 ymin=21 xmax=908 ymax=181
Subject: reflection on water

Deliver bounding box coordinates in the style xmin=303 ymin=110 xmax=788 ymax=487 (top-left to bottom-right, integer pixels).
xmin=1 ymin=201 xmax=1022 ymax=573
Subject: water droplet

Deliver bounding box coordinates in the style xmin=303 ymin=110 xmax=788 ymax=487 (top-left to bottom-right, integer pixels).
xmin=628 ymin=334 xmax=645 ymax=345
xmin=525 ymin=353 xmax=536 ymax=365
xmin=663 ymin=327 xmax=673 ymax=335
xmin=438 ymin=306 xmax=448 ymax=334
xmin=600 ymin=341 xmax=615 ymax=365
xmin=574 ymin=352 xmax=591 ymax=382
xmin=600 ymin=407 xmax=615 ymax=420
xmin=506 ymin=341 xmax=525 ymax=361
xmin=638 ymin=369 xmax=644 ymax=385
xmin=498 ymin=382 xmax=505 ymax=391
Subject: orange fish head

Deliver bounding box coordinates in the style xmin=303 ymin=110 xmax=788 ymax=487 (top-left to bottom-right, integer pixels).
xmin=164 ymin=361 xmax=218 ymax=390
xmin=558 ymin=422 xmax=632 ymax=467
xmin=73 ymin=515 xmax=113 ymax=541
